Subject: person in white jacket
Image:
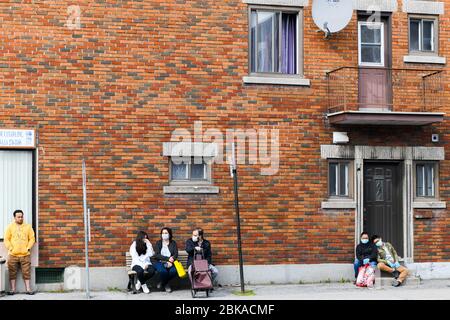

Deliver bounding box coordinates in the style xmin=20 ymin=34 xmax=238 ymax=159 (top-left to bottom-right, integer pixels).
xmin=129 ymin=231 xmax=155 ymax=293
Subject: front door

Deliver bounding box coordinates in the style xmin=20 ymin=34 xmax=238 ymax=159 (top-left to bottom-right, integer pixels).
xmin=358 ymin=16 xmax=392 ymax=110
xmin=363 ymin=162 xmax=403 ymax=257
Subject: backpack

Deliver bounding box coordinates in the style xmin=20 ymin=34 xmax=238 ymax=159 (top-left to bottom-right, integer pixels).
xmin=356 ymin=264 xmax=375 ymax=288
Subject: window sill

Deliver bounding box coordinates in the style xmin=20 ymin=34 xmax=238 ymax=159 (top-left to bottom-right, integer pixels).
xmin=403 ymin=55 xmax=446 ymax=64
xmin=321 ymin=200 xmax=356 ymax=209
xmin=243 ymin=76 xmax=311 ymax=86
xmin=412 ymin=201 xmax=446 ymax=209
xmin=163 ymin=185 xmax=219 ymax=194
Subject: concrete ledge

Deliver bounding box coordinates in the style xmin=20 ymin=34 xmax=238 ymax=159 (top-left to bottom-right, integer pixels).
xmin=242 ymin=0 xmax=309 ymax=7
xmin=353 ymin=0 xmax=398 ymax=12
xmin=321 ymin=201 xmax=356 ymax=209
xmin=163 ymin=185 xmax=220 ymax=194
xmin=404 ymin=55 xmax=446 ymax=65
xmin=406 ymin=262 xmax=450 ymax=280
xmin=243 ymin=76 xmax=311 ymax=86
xmin=162 ymin=142 xmax=217 ymax=157
xmin=412 ymin=201 xmax=446 ymax=209
xmin=402 ymin=0 xmax=444 ymax=15
xmin=36 ymin=262 xmax=450 ymax=291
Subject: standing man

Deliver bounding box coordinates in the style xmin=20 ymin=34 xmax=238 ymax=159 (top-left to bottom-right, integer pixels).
xmin=4 ymin=209 xmax=36 ymax=295
xmin=371 ymin=234 xmax=409 ymax=287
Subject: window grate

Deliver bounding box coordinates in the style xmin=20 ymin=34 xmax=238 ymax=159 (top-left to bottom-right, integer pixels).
xmin=35 ymin=268 xmax=64 ymax=284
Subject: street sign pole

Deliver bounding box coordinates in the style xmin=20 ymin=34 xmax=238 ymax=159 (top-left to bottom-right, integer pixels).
xmin=230 ymin=142 xmax=245 ymax=293
xmin=82 ymin=159 xmax=90 ymax=299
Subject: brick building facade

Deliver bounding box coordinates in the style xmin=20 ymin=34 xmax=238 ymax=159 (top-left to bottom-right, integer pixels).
xmin=0 ymin=0 xmax=448 ymax=286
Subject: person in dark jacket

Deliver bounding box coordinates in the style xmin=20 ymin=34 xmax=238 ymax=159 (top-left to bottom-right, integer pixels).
xmin=151 ymin=227 xmax=178 ymax=293
xmin=353 ymin=231 xmax=378 ymax=278
xmin=185 ymin=228 xmax=219 ymax=286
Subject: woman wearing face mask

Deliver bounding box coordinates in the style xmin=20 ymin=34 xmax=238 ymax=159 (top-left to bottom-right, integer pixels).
xmin=185 ymin=228 xmax=219 ymax=287
xmin=152 ymin=227 xmax=178 ymax=293
xmin=129 ymin=231 xmax=155 ymax=294
xmin=353 ymin=231 xmax=378 ymax=279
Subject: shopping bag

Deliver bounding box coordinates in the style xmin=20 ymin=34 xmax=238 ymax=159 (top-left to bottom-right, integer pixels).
xmin=174 ymin=260 xmax=187 ymax=278
xmin=356 ymin=264 xmax=375 ymax=287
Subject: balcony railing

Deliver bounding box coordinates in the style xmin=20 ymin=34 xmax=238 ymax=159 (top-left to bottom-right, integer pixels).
xmin=326 ymin=67 xmax=444 ymax=114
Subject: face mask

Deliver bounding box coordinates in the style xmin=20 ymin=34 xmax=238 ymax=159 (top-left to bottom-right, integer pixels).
xmin=376 ymin=240 xmax=383 ymax=247
xmin=192 ymin=236 xmax=199 ymax=242
xmin=162 ymin=234 xmax=169 ymax=241
xmin=361 ymin=239 xmax=369 ymax=244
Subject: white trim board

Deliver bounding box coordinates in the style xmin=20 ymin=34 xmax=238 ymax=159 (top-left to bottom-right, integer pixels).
xmin=353 ymin=0 xmax=398 ymax=12
xmin=242 ymin=0 xmax=309 ymax=6
xmin=404 ymin=55 xmax=446 ymax=65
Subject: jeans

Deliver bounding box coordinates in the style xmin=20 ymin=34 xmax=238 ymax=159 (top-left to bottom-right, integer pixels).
xmin=354 ymin=258 xmax=377 ymax=278
xmin=154 ymin=262 xmax=178 ymax=287
xmin=132 ymin=265 xmax=156 ymax=285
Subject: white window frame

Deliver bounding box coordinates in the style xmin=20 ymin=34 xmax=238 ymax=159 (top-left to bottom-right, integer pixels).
xmin=248 ymin=5 xmax=303 ymax=78
xmin=328 ymin=160 xmax=352 ymax=199
xmin=358 ymin=21 xmax=385 ymax=67
xmin=414 ymin=161 xmax=438 ymax=200
xmin=169 ymin=156 xmax=212 ymax=186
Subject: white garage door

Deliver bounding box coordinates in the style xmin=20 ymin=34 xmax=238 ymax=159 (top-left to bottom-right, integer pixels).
xmin=0 ymin=150 xmax=33 ymax=239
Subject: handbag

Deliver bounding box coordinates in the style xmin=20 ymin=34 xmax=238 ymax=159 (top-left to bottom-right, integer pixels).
xmin=174 ymin=260 xmax=187 ymax=278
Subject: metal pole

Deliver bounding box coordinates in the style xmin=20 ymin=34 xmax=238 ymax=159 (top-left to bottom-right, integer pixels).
xmin=82 ymin=159 xmax=90 ymax=299
xmin=230 ymin=143 xmax=245 ymax=293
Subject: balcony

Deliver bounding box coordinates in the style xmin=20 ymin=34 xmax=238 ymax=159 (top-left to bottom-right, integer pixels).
xmin=326 ymin=67 xmax=445 ymax=126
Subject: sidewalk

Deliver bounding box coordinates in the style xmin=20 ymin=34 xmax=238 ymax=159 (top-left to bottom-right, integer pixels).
xmin=1 ymin=279 xmax=449 ymax=300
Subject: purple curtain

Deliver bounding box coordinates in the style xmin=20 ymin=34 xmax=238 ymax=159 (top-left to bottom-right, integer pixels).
xmin=282 ymin=14 xmax=296 ymax=74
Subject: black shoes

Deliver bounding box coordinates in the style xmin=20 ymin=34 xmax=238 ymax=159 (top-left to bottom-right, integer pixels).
xmin=392 ymin=280 xmax=403 ymax=287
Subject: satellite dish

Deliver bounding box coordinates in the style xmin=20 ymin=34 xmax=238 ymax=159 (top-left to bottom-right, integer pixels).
xmin=312 ymin=0 xmax=353 ymax=37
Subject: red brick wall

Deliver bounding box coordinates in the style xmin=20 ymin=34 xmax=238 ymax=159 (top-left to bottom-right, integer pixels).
xmin=0 ymin=1 xmax=448 ymax=267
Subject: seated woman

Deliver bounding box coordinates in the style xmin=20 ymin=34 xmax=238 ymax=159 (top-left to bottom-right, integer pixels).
xmin=129 ymin=231 xmax=156 ymax=294
xmin=185 ymin=228 xmax=219 ymax=286
xmin=353 ymin=231 xmax=378 ymax=279
xmin=151 ymin=227 xmax=178 ymax=293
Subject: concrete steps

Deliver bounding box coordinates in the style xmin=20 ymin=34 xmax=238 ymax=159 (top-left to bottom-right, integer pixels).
xmin=374 ymin=268 xmax=420 ymax=289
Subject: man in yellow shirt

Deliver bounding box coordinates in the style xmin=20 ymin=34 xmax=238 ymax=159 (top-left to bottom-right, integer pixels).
xmin=4 ymin=209 xmax=36 ymax=295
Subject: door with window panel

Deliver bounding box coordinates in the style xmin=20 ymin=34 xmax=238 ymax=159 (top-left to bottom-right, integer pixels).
xmin=358 ymin=17 xmax=392 ymax=110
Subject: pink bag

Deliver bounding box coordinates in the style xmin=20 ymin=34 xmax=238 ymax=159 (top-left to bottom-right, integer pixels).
xmin=356 ymin=264 xmax=375 ymax=288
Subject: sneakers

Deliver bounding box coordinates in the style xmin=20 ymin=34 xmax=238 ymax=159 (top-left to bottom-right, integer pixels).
xmin=135 ymin=280 xmax=141 ymax=291
xmin=165 ymin=285 xmax=172 ymax=293
xmin=156 ymin=282 xmax=162 ymax=290
xmin=392 ymin=280 xmax=403 ymax=287
xmin=392 ymin=270 xmax=400 ymax=279
xmin=141 ymin=284 xmax=150 ymax=294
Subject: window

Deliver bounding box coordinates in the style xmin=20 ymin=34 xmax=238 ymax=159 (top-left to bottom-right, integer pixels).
xmin=170 ymin=157 xmax=210 ymax=183
xmin=415 ymin=162 xmax=437 ymax=198
xmin=358 ymin=21 xmax=384 ymax=66
xmin=249 ymin=7 xmax=301 ymax=75
xmin=409 ymin=16 xmax=438 ymax=54
xmin=328 ymin=161 xmax=350 ymax=197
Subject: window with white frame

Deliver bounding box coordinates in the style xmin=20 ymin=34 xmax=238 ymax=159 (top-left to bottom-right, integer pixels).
xmin=170 ymin=156 xmax=211 ymax=184
xmin=409 ymin=16 xmax=438 ymax=54
xmin=249 ymin=7 xmax=301 ymax=76
xmin=358 ymin=21 xmax=384 ymax=66
xmin=415 ymin=162 xmax=437 ymax=198
xmin=328 ymin=161 xmax=351 ymax=197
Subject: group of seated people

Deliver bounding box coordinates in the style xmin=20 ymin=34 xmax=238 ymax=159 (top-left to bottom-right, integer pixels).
xmin=354 ymin=232 xmax=409 ymax=287
xmin=129 ymin=227 xmax=218 ymax=294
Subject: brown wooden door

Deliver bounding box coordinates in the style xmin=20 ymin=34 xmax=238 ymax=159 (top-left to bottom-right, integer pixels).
xmin=358 ymin=16 xmax=392 ymax=110
xmin=363 ymin=163 xmax=403 ymax=257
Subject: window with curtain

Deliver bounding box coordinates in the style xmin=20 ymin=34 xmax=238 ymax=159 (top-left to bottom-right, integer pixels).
xmin=416 ymin=162 xmax=436 ymax=198
xmin=250 ymin=8 xmax=298 ymax=75
xmin=409 ymin=17 xmax=437 ymax=54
